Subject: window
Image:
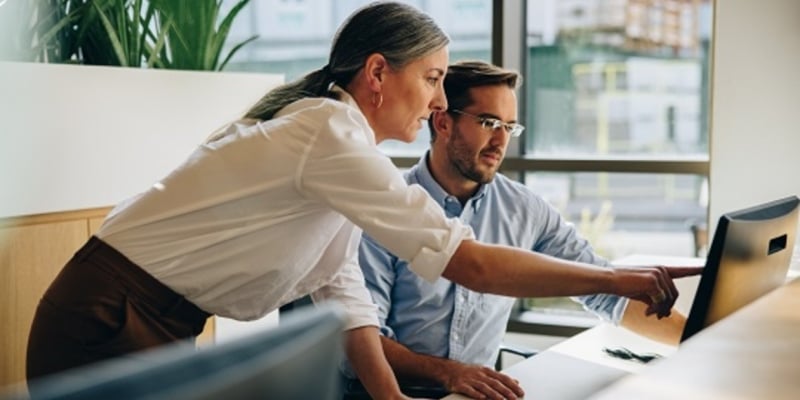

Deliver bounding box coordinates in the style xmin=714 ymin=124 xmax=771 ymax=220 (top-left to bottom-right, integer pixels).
xmin=222 ymin=0 xmax=713 ymax=331
xmin=519 ymin=0 xmax=713 ymax=322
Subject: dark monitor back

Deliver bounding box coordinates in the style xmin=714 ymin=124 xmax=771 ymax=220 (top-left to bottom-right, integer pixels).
xmin=681 ymin=195 xmax=800 ymax=342
xmin=13 ymin=306 xmax=344 ymax=400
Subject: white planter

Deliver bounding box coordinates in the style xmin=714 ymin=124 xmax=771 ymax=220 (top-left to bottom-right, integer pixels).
xmin=0 ymin=62 xmax=283 ymax=218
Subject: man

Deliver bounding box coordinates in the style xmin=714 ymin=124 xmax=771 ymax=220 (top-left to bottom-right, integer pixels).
xmin=357 ymin=61 xmax=687 ymax=400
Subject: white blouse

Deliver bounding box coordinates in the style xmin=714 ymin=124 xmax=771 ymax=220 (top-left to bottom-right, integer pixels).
xmin=96 ymin=87 xmax=474 ymax=329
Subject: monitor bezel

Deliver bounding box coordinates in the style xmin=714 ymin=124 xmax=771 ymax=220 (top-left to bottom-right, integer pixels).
xmin=680 ymin=195 xmax=799 ymax=342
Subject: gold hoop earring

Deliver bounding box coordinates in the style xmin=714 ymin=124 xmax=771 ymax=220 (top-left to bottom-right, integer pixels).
xmin=371 ymin=92 xmax=383 ymax=109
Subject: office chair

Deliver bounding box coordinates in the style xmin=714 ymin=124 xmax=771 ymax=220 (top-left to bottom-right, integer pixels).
xmin=342 ymin=378 xmax=450 ymax=400
xmin=690 ymin=221 xmax=709 ymax=257
xmin=495 ymin=342 xmax=538 ymax=370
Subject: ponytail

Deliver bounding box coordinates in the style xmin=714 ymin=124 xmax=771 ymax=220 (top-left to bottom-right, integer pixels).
xmin=244 ymin=65 xmax=335 ymax=121
xmin=243 ymin=2 xmax=449 ymax=122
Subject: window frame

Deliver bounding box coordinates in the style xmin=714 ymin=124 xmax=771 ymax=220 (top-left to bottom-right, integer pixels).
xmin=388 ymin=0 xmax=711 ymax=336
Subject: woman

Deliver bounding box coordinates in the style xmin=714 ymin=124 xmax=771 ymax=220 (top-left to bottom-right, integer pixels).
xmin=27 ymin=2 xmax=699 ymax=399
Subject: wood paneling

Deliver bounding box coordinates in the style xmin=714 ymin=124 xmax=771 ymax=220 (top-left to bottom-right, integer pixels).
xmin=88 ymin=216 xmax=105 ymax=236
xmin=1 ymin=207 xmax=216 ymax=388
xmin=0 ymin=220 xmax=88 ymax=387
xmin=0 ymin=207 xmax=110 ymax=229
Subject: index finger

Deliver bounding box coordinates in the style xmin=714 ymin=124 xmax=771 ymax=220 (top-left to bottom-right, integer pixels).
xmin=665 ymin=266 xmax=704 ymax=278
xmin=488 ymin=371 xmax=525 ymax=398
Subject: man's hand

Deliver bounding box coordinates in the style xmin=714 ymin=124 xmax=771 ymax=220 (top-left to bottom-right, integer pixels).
xmin=441 ymin=362 xmax=524 ymax=400
xmin=612 ymin=266 xmax=703 ymax=319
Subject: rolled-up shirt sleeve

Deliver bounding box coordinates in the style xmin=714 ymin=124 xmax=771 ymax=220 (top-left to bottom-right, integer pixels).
xmin=358 ymin=233 xmax=399 ymax=339
xmin=311 ymin=263 xmax=379 ymax=331
xmin=311 ymin=226 xmax=379 ymax=331
xmin=297 ymin=104 xmax=474 ymax=282
xmin=533 ymin=199 xmax=628 ymax=324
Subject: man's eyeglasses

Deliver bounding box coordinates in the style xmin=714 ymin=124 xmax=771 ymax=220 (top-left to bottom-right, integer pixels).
xmin=450 ymin=109 xmax=525 ymax=137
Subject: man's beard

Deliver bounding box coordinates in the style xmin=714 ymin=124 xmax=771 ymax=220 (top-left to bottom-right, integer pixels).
xmin=447 ymin=129 xmax=501 ymax=184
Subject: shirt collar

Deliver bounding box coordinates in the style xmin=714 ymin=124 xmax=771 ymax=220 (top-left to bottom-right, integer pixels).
xmin=328 ymin=84 xmax=376 ymax=145
xmin=330 ymin=84 xmax=358 ymax=109
xmin=412 ymin=152 xmax=489 ymax=212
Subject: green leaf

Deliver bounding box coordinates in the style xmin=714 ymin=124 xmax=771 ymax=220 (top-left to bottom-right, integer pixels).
xmin=24 ymin=0 xmax=255 ymax=70
xmin=218 ymin=34 xmax=258 ymax=71
xmin=91 ymin=0 xmax=128 ymax=66
xmin=209 ymin=0 xmax=251 ymax=70
xmin=145 ymin=17 xmax=172 ymax=68
xmin=31 ymin=7 xmax=81 ymax=57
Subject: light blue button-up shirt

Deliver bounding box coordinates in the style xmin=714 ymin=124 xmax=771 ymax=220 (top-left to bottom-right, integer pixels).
xmin=358 ymin=154 xmax=628 ymax=367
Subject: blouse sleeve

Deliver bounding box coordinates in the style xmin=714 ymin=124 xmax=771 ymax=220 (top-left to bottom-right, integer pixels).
xmin=311 ymin=225 xmax=380 ymax=331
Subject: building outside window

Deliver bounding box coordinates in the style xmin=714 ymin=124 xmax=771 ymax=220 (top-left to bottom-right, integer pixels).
xmin=521 ymin=0 xmax=712 ymax=319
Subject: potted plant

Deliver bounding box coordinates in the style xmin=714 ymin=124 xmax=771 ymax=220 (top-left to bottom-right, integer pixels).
xmin=7 ymin=0 xmax=257 ymax=71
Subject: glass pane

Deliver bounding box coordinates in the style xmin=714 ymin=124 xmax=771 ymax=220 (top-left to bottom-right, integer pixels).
xmin=526 ymin=172 xmax=708 ymax=259
xmin=524 ymin=171 xmax=708 ymax=315
xmin=523 ymin=0 xmax=713 ymax=317
xmin=525 ymin=0 xmax=713 ymax=158
xmin=222 ymin=0 xmax=492 ymax=157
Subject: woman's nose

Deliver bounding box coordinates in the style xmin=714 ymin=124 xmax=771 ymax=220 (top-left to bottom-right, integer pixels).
xmin=430 ymin=85 xmax=448 ymax=112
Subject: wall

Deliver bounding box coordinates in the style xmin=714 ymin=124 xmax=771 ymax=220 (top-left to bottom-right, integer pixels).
xmin=708 ymin=0 xmax=800 ymax=244
xmin=0 ymin=62 xmax=283 ymax=218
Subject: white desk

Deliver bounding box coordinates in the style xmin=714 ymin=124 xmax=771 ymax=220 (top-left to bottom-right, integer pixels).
xmin=591 ymin=277 xmax=800 ymax=400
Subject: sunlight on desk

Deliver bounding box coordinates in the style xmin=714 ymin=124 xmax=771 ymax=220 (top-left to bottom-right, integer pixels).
xmin=547 ymin=324 xmax=676 ymax=374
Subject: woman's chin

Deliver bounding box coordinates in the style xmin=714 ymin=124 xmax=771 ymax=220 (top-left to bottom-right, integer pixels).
xmin=392 ymin=131 xmax=418 ymax=144
xmin=379 ymin=126 xmax=420 ymax=144
xmin=404 ymin=123 xmax=425 ymax=142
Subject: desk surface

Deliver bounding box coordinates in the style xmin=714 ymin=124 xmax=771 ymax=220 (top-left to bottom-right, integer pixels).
xmin=442 ymin=323 xmax=677 ymax=400
xmin=445 ymin=278 xmax=800 ymax=400
xmin=592 ymin=277 xmax=800 ymax=400
xmin=444 ymin=256 xmax=800 ymax=399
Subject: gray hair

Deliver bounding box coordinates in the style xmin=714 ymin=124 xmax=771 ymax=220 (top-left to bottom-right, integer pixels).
xmin=244 ymin=2 xmax=450 ymax=121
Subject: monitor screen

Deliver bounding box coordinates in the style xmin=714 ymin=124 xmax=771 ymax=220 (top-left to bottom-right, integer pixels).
xmin=13 ymin=306 xmax=345 ymax=400
xmin=681 ymin=195 xmax=800 ymax=342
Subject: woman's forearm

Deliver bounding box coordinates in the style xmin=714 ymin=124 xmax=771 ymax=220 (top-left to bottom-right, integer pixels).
xmin=442 ymin=239 xmax=702 ymax=318
xmin=442 ymin=240 xmax=615 ymax=297
xmin=345 ymin=326 xmax=408 ymax=400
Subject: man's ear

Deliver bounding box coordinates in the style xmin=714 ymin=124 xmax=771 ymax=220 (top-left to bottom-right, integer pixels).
xmin=364 ymin=53 xmax=388 ymax=92
xmin=432 ymin=110 xmax=452 ymax=139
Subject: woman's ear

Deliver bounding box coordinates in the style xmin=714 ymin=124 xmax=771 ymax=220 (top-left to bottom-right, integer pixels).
xmin=364 ymin=53 xmax=388 ymax=92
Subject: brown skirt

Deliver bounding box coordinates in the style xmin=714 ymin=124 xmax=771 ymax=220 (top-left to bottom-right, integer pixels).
xmin=26 ymin=236 xmax=211 ymax=381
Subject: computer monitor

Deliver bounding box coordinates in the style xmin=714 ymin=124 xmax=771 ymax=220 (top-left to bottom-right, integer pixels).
xmin=681 ymin=195 xmax=800 ymax=342
xmin=8 ymin=306 xmax=345 ymax=400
